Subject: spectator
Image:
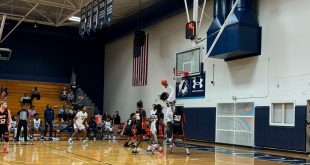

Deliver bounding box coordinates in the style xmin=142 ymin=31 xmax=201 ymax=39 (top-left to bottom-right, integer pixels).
xmin=15 ymin=105 xmax=29 ymax=141
xmin=71 ymin=82 xmax=77 ymax=100
xmin=112 ymin=111 xmax=121 ymax=136
xmin=67 ymin=106 xmax=74 ymax=120
xmin=112 ymin=111 xmax=121 ymax=125
xmin=57 ymin=120 xmax=74 ymax=135
xmin=73 ymin=96 xmax=85 ymax=110
xmin=30 ymin=114 xmax=42 ymax=140
xmin=87 ymin=117 xmax=97 ymax=140
xmin=31 ymin=86 xmax=40 ymax=100
xmin=67 ymin=90 xmax=74 ymax=103
xmin=1 ymin=85 xmax=8 ymax=100
xmin=104 ymin=117 xmax=113 ymax=140
xmin=103 ymin=112 xmax=112 ymax=121
xmin=11 ymin=115 xmax=18 ymax=139
xmin=44 ymin=104 xmax=54 ymax=141
xmin=58 ymin=106 xmax=67 ymax=122
xmin=28 ymin=106 xmax=36 ymax=118
xmin=60 ymin=87 xmax=68 ymax=101
xmin=21 ymin=93 xmax=32 ymax=106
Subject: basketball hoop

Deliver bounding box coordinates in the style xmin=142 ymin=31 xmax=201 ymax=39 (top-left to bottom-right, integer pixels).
xmin=174 ymin=70 xmax=189 ymax=83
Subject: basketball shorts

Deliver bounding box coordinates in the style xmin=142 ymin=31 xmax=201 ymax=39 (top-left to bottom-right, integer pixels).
xmin=173 ymin=123 xmax=185 ymax=138
xmin=74 ymin=123 xmax=85 ymax=130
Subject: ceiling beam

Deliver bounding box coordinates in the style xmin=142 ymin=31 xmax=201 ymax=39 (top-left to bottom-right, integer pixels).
xmin=0 ymin=0 xmax=14 ymax=7
xmin=1 ymin=3 xmax=39 ymax=43
xmin=25 ymin=2 xmax=55 ymax=24
xmin=56 ymin=0 xmax=91 ymax=26
xmin=21 ymin=0 xmax=78 ymax=10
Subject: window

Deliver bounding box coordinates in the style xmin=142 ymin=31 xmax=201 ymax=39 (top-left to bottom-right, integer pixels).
xmin=270 ymin=103 xmax=295 ymax=126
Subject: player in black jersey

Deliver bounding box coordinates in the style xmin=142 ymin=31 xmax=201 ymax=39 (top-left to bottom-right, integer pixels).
xmin=154 ymin=104 xmax=165 ymax=155
xmin=122 ymin=113 xmax=136 ymax=147
xmin=173 ymin=106 xmax=190 ymax=155
xmin=132 ymin=100 xmax=153 ymax=154
xmin=0 ymin=101 xmax=11 ymax=153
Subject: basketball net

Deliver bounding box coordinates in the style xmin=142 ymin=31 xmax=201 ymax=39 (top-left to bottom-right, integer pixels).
xmin=173 ymin=68 xmax=189 ymax=84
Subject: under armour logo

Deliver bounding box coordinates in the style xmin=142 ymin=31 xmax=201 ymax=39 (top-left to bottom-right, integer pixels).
xmin=192 ymin=78 xmax=203 ymax=89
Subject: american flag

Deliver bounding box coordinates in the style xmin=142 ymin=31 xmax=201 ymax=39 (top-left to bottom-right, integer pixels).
xmin=132 ymin=33 xmax=149 ymax=86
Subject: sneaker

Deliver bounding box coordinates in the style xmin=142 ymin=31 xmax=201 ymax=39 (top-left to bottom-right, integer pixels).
xmin=83 ymin=139 xmax=89 ymax=144
xmin=68 ymin=138 xmax=73 ymax=145
xmin=14 ymin=138 xmax=20 ymax=142
xmin=93 ymin=137 xmax=96 ymax=141
xmin=186 ymin=148 xmax=190 ymax=155
xmin=3 ymin=147 xmax=8 ymax=153
xmin=40 ymin=136 xmax=45 ymax=141
xmin=146 ymin=149 xmax=153 ymax=155
xmin=48 ymin=137 xmax=53 ymax=141
xmin=124 ymin=142 xmax=130 ymax=147
xmin=132 ymin=148 xmax=138 ymax=154
xmin=158 ymin=150 xmax=165 ymax=156
xmin=169 ymin=145 xmax=173 ymax=153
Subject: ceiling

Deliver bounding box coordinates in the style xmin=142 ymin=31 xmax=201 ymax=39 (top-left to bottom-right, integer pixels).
xmin=0 ymin=0 xmax=159 ymax=27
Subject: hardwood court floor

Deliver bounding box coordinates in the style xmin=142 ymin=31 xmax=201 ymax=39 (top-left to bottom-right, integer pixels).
xmin=0 ymin=140 xmax=309 ymax=165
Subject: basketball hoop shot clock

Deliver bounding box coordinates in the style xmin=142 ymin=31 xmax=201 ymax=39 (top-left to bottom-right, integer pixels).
xmin=185 ymin=21 xmax=196 ymax=40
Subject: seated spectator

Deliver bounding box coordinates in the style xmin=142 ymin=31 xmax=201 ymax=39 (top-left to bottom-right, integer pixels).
xmin=11 ymin=115 xmax=18 ymax=139
xmin=31 ymin=86 xmax=40 ymax=100
xmin=67 ymin=106 xmax=75 ymax=120
xmin=57 ymin=120 xmax=74 ymax=135
xmin=112 ymin=111 xmax=121 ymax=135
xmin=28 ymin=106 xmax=36 ymax=118
xmin=67 ymin=90 xmax=74 ymax=103
xmin=104 ymin=118 xmax=113 ymax=140
xmin=1 ymin=85 xmax=8 ymax=100
xmin=21 ymin=93 xmax=32 ymax=106
xmin=58 ymin=106 xmax=67 ymax=122
xmin=103 ymin=112 xmax=112 ymax=121
xmin=87 ymin=117 xmax=97 ymax=140
xmin=30 ymin=114 xmax=42 ymax=140
xmin=60 ymin=87 xmax=68 ymax=101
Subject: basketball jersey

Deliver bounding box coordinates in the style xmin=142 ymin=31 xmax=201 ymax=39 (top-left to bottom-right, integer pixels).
xmin=173 ymin=111 xmax=184 ymax=125
xmin=150 ymin=109 xmax=157 ymax=120
xmin=33 ymin=118 xmax=41 ymax=129
xmin=135 ymin=109 xmax=146 ymax=126
xmin=165 ymin=107 xmax=173 ymax=123
xmin=76 ymin=111 xmax=88 ymax=124
xmin=0 ymin=109 xmax=8 ymax=126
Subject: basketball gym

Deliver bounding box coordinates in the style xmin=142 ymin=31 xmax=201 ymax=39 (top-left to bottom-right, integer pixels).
xmin=0 ymin=0 xmax=310 ymax=164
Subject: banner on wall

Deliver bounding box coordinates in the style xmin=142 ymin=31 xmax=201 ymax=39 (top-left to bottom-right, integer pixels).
xmin=92 ymin=0 xmax=99 ymax=31
xmin=176 ymin=73 xmax=205 ymax=99
xmin=86 ymin=2 xmax=93 ymax=34
xmin=105 ymin=0 xmax=113 ymax=25
xmin=79 ymin=6 xmax=87 ymax=36
xmin=98 ymin=0 xmax=106 ymax=29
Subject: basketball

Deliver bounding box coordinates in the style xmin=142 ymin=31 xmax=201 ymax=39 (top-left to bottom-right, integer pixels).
xmin=161 ymin=80 xmax=168 ymax=87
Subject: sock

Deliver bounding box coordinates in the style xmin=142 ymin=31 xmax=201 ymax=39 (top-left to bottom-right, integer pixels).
xmin=147 ymin=145 xmax=152 ymax=150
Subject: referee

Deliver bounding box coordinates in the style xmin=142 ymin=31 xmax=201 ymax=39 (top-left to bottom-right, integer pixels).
xmin=15 ymin=105 xmax=29 ymax=141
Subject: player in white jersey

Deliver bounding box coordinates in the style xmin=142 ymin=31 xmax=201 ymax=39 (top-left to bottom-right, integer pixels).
xmin=68 ymin=106 xmax=88 ymax=145
xmin=160 ymin=80 xmax=176 ymax=152
xmin=149 ymin=104 xmax=158 ymax=147
xmin=30 ymin=114 xmax=42 ymax=140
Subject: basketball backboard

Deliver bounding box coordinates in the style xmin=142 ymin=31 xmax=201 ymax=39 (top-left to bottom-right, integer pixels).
xmin=176 ymin=47 xmax=201 ymax=76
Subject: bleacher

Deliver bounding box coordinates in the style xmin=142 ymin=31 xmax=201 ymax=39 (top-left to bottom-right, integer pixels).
xmin=0 ymin=79 xmax=70 ymax=119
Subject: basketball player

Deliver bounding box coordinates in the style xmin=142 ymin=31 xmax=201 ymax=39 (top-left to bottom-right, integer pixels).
xmin=132 ymin=100 xmax=153 ymax=154
xmin=173 ymin=106 xmax=190 ymax=155
xmin=149 ymin=104 xmax=158 ymax=148
xmin=160 ymin=80 xmax=176 ymax=153
xmin=68 ymin=106 xmax=88 ymax=145
xmin=154 ymin=104 xmax=165 ymax=155
xmin=122 ymin=113 xmax=136 ymax=147
xmin=0 ymin=101 xmax=11 ymax=153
